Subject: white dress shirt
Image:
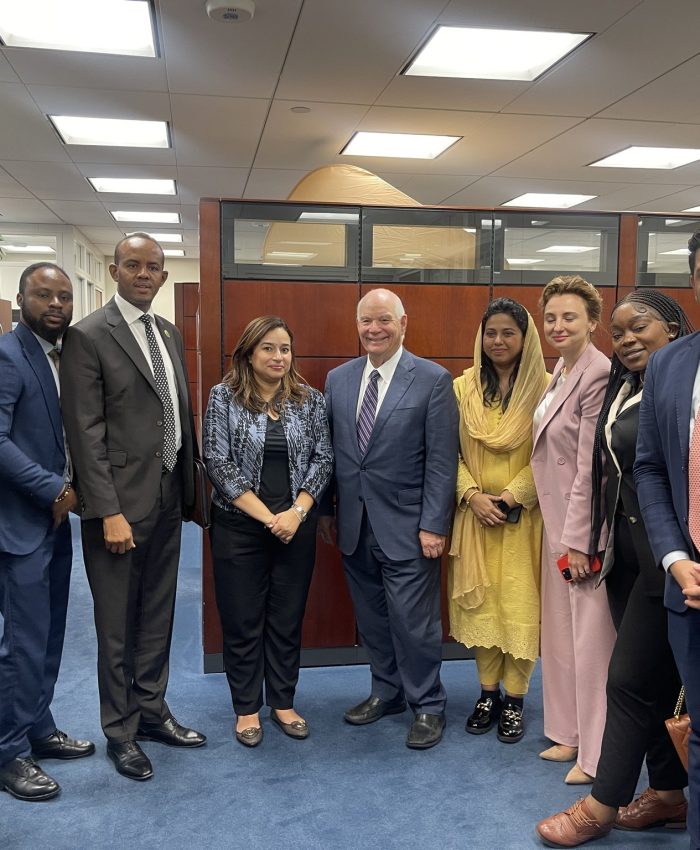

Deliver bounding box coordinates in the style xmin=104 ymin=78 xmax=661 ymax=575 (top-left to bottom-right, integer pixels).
xmin=115 ymin=292 xmax=182 ymax=452
xmin=355 ymin=345 xmax=404 ymax=422
xmin=32 ymin=331 xmax=60 ymax=395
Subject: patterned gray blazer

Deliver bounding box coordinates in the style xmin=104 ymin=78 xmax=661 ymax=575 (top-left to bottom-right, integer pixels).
xmin=203 ymin=383 xmax=333 ymax=513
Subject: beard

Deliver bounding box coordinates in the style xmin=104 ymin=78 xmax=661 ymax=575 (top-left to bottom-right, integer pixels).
xmin=22 ymin=310 xmax=69 ymax=344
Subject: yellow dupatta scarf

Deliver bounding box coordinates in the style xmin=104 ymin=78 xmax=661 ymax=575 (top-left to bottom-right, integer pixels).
xmin=449 ymin=312 xmax=548 ymax=609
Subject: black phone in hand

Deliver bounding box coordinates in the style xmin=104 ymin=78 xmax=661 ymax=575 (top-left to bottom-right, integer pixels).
xmin=495 ymin=500 xmax=522 ymax=523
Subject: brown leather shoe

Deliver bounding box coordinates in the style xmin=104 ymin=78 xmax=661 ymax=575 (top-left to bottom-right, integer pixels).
xmin=536 ymin=798 xmax=613 ymax=847
xmin=615 ymin=787 xmax=687 ymax=831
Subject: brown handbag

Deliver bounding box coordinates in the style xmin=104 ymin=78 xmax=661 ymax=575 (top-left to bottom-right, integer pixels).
xmin=665 ymin=686 xmax=691 ymax=772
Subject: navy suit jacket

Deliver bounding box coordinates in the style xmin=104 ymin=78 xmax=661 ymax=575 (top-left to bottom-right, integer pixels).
xmin=0 ymin=322 xmax=65 ymax=556
xmin=324 ymin=349 xmax=458 ymax=561
xmin=634 ymin=331 xmax=700 ymax=614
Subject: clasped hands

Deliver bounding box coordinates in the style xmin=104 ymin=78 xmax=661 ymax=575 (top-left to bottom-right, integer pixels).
xmin=670 ymin=559 xmax=700 ymax=609
xmin=265 ymin=509 xmax=301 ymax=544
xmin=467 ymin=489 xmax=516 ymax=527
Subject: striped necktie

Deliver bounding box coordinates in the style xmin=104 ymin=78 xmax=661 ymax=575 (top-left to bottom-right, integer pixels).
xmin=140 ymin=315 xmax=177 ymax=472
xmin=357 ymin=369 xmax=380 ymax=455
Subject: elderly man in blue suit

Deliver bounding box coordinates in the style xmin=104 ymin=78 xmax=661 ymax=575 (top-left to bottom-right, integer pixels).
xmin=635 ymin=229 xmax=700 ymax=847
xmin=320 ymin=288 xmax=458 ymax=749
xmin=0 ymin=263 xmax=94 ymax=802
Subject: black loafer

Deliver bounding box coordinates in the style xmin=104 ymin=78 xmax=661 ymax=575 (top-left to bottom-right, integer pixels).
xmin=0 ymin=757 xmax=60 ymax=801
xmin=271 ymin=709 xmax=309 ymax=739
xmin=235 ymin=726 xmax=263 ymax=748
xmin=465 ymin=694 xmax=502 ymax=735
xmin=107 ymin=741 xmax=153 ymax=781
xmin=136 ymin=716 xmax=206 ymax=748
xmin=406 ymin=713 xmax=445 ymax=749
xmin=344 ymin=695 xmax=407 ymax=725
xmin=497 ymin=702 xmax=524 ymax=743
xmin=31 ymin=728 xmax=95 ymax=760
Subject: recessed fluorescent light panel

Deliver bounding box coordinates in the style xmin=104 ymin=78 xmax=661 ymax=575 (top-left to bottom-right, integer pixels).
xmin=163 ymin=249 xmax=185 ymax=258
xmin=297 ymin=212 xmax=359 ymax=224
xmin=503 ymin=193 xmax=597 ymax=208
xmin=537 ymin=245 xmax=599 ymax=254
xmin=89 ymin=178 xmax=176 ymax=195
xmin=590 ymin=147 xmax=700 ymax=169
xmin=683 ymin=206 xmax=700 ymax=213
xmin=341 ymin=132 xmax=460 ymax=160
xmin=506 ymin=258 xmax=544 ymax=265
xmin=0 ymin=1 xmax=156 ymax=57
xmin=50 ymin=116 xmax=169 ymax=149
xmin=2 ymin=244 xmax=55 ymax=254
xmin=404 ymin=26 xmax=591 ymax=81
xmin=111 ymin=211 xmax=180 ymax=224
xmin=660 ymin=249 xmax=691 ymax=256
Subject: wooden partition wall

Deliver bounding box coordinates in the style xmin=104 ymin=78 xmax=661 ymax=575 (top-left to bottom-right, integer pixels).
xmin=196 ymin=200 xmax=698 ymax=672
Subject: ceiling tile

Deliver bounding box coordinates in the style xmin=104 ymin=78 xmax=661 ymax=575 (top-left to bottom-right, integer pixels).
xmin=0 ymin=197 xmax=62 ymax=223
xmin=0 ymin=164 xmax=34 ymax=199
xmin=42 ymin=200 xmax=116 ymax=227
xmin=0 ymin=83 xmax=69 ymax=161
xmin=7 ymin=52 xmax=168 ymax=91
xmin=2 ymin=161 xmax=95 ymax=201
xmin=176 ymin=167 xmax=249 ymax=204
xmin=243 ymin=169 xmax=310 ymax=200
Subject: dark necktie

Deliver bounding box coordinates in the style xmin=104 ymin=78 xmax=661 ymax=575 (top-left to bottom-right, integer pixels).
xmin=140 ymin=315 xmax=177 ymax=472
xmin=357 ymin=369 xmax=380 ymax=455
xmin=48 ymin=347 xmax=73 ymax=480
xmin=690 ymin=417 xmax=700 ymax=552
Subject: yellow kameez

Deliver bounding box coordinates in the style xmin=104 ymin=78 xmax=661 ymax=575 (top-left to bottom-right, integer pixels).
xmin=449 ymin=391 xmax=543 ymax=662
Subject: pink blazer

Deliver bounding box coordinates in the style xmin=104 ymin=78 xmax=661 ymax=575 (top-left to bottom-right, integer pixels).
xmin=531 ymin=343 xmax=610 ymax=556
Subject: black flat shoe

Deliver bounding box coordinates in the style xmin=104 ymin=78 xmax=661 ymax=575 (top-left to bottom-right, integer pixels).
xmin=497 ymin=702 xmax=524 ymax=743
xmin=406 ymin=713 xmax=445 ymax=749
xmin=107 ymin=741 xmax=153 ymax=781
xmin=0 ymin=757 xmax=60 ymax=801
xmin=271 ymin=710 xmax=309 ymax=739
xmin=31 ymin=728 xmax=95 ymax=760
xmin=465 ymin=693 xmax=502 ymax=735
xmin=235 ymin=726 xmax=263 ymax=748
xmin=136 ymin=716 xmax=206 ymax=748
xmin=344 ymin=695 xmax=407 ymax=725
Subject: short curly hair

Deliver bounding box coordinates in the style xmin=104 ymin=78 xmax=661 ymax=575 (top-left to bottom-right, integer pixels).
xmin=539 ymin=275 xmax=603 ymax=324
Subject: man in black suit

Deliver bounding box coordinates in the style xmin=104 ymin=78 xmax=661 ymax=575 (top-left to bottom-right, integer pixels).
xmin=61 ymin=234 xmax=205 ymax=782
xmin=0 ymin=263 xmax=94 ymax=801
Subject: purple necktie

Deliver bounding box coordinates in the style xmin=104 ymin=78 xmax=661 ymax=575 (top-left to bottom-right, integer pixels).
xmin=357 ymin=370 xmax=380 ymax=455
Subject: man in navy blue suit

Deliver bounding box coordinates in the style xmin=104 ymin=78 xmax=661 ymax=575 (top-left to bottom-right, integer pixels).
xmin=320 ymin=288 xmax=458 ymax=749
xmin=636 ymin=229 xmax=700 ymax=846
xmin=0 ymin=263 xmax=94 ymax=802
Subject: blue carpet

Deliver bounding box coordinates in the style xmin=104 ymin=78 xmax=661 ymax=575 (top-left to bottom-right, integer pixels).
xmin=1 ymin=518 xmax=687 ymax=849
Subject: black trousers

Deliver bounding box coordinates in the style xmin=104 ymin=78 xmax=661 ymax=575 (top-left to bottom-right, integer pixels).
xmin=81 ymin=464 xmax=183 ymax=742
xmin=592 ymin=516 xmax=687 ymax=807
xmin=210 ymin=506 xmax=317 ymax=715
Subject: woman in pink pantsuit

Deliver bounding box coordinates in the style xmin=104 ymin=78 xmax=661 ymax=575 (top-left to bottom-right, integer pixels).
xmin=531 ymin=276 xmax=616 ymax=785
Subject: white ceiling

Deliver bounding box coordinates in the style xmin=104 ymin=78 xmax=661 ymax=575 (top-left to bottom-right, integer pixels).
xmin=1 ymin=0 xmax=700 ymax=259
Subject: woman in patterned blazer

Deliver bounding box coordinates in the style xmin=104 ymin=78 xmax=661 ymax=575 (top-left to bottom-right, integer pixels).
xmin=203 ymin=316 xmax=333 ymax=748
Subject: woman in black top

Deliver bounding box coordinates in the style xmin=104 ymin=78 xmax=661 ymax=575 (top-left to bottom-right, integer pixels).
xmin=537 ymin=290 xmax=690 ymax=846
xmin=203 ymin=316 xmax=333 ymax=747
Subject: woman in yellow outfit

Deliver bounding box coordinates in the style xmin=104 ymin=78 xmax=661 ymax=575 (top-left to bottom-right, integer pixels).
xmin=449 ymin=297 xmax=549 ymax=744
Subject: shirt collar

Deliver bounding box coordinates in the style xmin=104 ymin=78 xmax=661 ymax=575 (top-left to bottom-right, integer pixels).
xmin=115 ymin=291 xmax=156 ymax=326
xmin=364 ymin=344 xmax=403 ymax=381
xmin=31 ymin=330 xmax=56 ymax=354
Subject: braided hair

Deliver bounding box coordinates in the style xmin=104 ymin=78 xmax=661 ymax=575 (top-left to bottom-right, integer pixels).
xmin=590 ymin=290 xmax=693 ymax=552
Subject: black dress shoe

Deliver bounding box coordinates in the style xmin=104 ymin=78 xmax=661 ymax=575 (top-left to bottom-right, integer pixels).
xmin=344 ymin=695 xmax=407 ymax=725
xmin=136 ymin=716 xmax=206 ymax=748
xmin=0 ymin=757 xmax=60 ymax=801
xmin=271 ymin=709 xmax=309 ymax=739
xmin=497 ymin=702 xmax=524 ymax=743
xmin=406 ymin=713 xmax=445 ymax=749
xmin=107 ymin=741 xmax=153 ymax=781
xmin=31 ymin=728 xmax=96 ymax=760
xmin=465 ymin=693 xmax=502 ymax=735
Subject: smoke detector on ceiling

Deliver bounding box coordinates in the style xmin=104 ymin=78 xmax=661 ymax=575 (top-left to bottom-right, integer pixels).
xmin=205 ymin=0 xmax=255 ymax=22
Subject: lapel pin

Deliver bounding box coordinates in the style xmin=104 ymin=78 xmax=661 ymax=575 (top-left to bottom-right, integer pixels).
xmin=163 ymin=329 xmax=171 ymax=338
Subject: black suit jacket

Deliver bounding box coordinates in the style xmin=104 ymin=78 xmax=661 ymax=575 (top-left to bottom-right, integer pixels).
xmin=61 ymin=297 xmax=195 ymax=523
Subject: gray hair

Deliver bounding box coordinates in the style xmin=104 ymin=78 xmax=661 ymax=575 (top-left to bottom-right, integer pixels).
xmin=356 ymin=288 xmax=406 ymax=321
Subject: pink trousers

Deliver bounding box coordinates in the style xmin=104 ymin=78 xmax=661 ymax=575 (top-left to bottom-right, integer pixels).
xmin=540 ymin=531 xmax=616 ymax=777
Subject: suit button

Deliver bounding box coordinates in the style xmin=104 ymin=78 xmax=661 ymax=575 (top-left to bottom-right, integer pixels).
xmin=157 ymin=420 xmax=163 ymax=426
xmin=361 ymin=466 xmax=367 ymax=471
xmin=557 ymin=458 xmax=565 ymax=465
xmin=155 ymin=451 xmax=162 ymax=458
xmin=629 ymin=516 xmax=638 ymax=524
xmin=358 ymin=496 xmax=363 ymax=502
